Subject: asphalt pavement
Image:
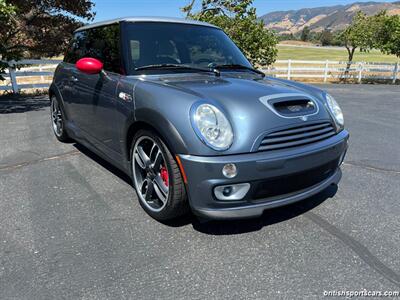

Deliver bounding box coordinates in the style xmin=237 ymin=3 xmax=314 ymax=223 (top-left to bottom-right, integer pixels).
xmin=0 ymin=85 xmax=399 ymax=299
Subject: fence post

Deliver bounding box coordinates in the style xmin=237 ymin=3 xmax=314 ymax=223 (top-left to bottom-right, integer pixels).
xmin=324 ymin=60 xmax=329 ymax=83
xmin=8 ymin=64 xmax=19 ymax=93
xmin=392 ymin=62 xmax=399 ymax=84
xmin=287 ymin=59 xmax=292 ymax=80
xmin=358 ymin=62 xmax=364 ymax=84
xmin=39 ymin=64 xmax=45 ymax=83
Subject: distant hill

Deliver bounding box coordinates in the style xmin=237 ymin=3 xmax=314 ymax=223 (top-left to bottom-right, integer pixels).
xmin=259 ymin=1 xmax=400 ymax=34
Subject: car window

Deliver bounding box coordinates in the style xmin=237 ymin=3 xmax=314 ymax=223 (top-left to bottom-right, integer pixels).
xmin=155 ymin=39 xmax=181 ymax=64
xmin=64 ymin=25 xmax=123 ymax=74
xmin=123 ymin=22 xmax=251 ymax=73
xmin=187 ymin=35 xmax=227 ymax=66
xmin=64 ymin=31 xmax=87 ymax=64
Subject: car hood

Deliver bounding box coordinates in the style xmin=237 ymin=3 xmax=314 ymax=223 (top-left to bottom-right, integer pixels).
xmin=158 ymin=73 xmax=328 ymax=112
xmin=136 ymin=73 xmax=334 ymax=154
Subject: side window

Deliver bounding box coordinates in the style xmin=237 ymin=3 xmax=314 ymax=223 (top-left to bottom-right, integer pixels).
xmin=64 ymin=25 xmax=122 ymax=74
xmin=85 ymin=25 xmax=122 ymax=74
xmin=64 ymin=31 xmax=88 ymax=64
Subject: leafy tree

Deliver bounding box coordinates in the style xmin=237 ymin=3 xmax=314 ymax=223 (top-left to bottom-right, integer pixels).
xmin=0 ymin=0 xmax=16 ymax=80
xmin=0 ymin=0 xmax=95 ymax=80
xmin=182 ymin=0 xmax=277 ymax=66
xmin=377 ymin=14 xmax=400 ymax=58
xmin=300 ymin=26 xmax=311 ymax=42
xmin=277 ymin=33 xmax=296 ymax=41
xmin=336 ymin=12 xmax=375 ymax=76
xmin=300 ymin=26 xmax=310 ymax=42
xmin=319 ymin=29 xmax=334 ymax=46
xmin=0 ymin=0 xmax=15 ymax=23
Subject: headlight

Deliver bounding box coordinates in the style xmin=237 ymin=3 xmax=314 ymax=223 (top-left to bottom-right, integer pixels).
xmin=325 ymin=93 xmax=344 ymax=127
xmin=191 ymin=103 xmax=233 ymax=151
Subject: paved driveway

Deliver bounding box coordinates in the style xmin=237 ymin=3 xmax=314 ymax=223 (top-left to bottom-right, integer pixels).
xmin=0 ymin=85 xmax=399 ymax=299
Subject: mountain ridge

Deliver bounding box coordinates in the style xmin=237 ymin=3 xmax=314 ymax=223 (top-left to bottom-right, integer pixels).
xmin=259 ymin=1 xmax=400 ymax=34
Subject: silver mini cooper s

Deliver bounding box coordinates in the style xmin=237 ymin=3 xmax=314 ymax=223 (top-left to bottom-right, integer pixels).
xmin=50 ymin=17 xmax=349 ymax=221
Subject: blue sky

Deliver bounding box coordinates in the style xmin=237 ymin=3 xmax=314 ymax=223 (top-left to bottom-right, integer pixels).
xmin=93 ymin=0 xmax=397 ymax=21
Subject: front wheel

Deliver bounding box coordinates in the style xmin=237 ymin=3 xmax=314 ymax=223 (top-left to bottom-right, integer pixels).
xmin=131 ymin=129 xmax=189 ymax=221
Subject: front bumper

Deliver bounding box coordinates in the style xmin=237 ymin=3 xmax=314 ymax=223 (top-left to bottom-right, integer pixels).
xmin=179 ymin=130 xmax=349 ymax=220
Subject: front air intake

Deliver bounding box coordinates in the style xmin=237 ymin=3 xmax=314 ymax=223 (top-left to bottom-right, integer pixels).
xmin=273 ymin=99 xmax=316 ymax=117
xmin=258 ymin=121 xmax=336 ymax=152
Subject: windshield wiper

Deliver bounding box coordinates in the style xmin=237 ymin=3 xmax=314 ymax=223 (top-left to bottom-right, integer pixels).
xmin=135 ymin=64 xmax=221 ymax=76
xmin=213 ymin=64 xmax=265 ymax=77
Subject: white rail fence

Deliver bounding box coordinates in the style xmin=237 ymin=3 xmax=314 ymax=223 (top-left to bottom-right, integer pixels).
xmin=262 ymin=60 xmax=399 ymax=84
xmin=0 ymin=59 xmax=399 ymax=93
xmin=1 ymin=59 xmax=62 ymax=93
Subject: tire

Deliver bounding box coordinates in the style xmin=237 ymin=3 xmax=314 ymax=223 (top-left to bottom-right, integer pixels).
xmin=50 ymin=96 xmax=72 ymax=143
xmin=131 ymin=129 xmax=189 ymax=221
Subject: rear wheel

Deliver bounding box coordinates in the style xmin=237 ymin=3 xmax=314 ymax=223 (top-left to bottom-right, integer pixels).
xmin=131 ymin=129 xmax=189 ymax=221
xmin=50 ymin=96 xmax=71 ymax=142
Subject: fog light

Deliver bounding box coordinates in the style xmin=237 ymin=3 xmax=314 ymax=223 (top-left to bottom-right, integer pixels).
xmin=223 ymin=186 xmax=233 ymax=197
xmin=222 ymin=163 xmax=237 ymax=178
xmin=214 ymin=183 xmax=250 ymax=201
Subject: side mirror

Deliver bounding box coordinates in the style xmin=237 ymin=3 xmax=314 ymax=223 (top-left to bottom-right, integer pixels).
xmin=76 ymin=57 xmax=103 ymax=74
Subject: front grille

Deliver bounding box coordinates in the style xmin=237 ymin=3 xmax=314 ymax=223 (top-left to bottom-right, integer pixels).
xmin=258 ymin=121 xmax=336 ymax=152
xmin=252 ymin=159 xmax=339 ymax=201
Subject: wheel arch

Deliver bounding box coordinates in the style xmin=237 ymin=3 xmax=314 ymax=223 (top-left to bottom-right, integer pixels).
xmin=49 ymin=83 xmax=61 ymax=101
xmin=124 ymin=111 xmax=189 ymax=162
xmin=49 ymin=83 xmax=69 ymax=119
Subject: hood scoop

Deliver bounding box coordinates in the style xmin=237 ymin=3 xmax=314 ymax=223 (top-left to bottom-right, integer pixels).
xmin=259 ymin=93 xmax=319 ymax=119
xmin=273 ymin=99 xmax=316 ymax=116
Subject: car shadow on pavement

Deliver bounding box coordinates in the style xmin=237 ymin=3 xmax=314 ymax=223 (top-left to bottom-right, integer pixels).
xmin=191 ymin=185 xmax=338 ymax=235
xmin=0 ymin=94 xmax=49 ymax=114
xmin=73 ymin=142 xmax=338 ymax=234
xmin=73 ymin=143 xmax=133 ymax=185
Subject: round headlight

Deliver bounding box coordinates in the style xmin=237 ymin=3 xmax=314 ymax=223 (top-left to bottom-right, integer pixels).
xmin=191 ymin=103 xmax=233 ymax=151
xmin=325 ymin=93 xmax=344 ymax=127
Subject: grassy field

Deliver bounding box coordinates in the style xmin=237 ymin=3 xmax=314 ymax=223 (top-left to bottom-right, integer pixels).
xmin=277 ymin=45 xmax=399 ymax=63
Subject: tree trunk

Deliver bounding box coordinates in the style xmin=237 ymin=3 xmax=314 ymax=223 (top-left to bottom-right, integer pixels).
xmin=343 ymin=46 xmax=356 ymax=82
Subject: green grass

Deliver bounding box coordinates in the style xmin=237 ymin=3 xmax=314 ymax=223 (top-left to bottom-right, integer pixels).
xmin=277 ymin=45 xmax=399 ymax=63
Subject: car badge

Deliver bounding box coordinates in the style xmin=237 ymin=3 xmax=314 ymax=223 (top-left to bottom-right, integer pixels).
xmin=118 ymin=92 xmax=133 ymax=102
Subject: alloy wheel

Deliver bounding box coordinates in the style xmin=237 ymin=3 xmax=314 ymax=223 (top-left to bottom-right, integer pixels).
xmin=132 ymin=136 xmax=170 ymax=212
xmin=51 ymin=98 xmax=63 ymax=137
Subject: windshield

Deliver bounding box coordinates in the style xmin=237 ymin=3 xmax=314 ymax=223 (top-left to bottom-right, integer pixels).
xmin=123 ymin=22 xmax=252 ymax=74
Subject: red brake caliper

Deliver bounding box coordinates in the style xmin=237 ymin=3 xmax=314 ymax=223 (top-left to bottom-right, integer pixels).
xmin=160 ymin=166 xmax=169 ymax=187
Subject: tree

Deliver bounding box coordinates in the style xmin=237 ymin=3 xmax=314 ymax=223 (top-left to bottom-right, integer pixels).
xmin=336 ymin=12 xmax=375 ymax=76
xmin=377 ymin=14 xmax=400 ymax=58
xmin=277 ymin=33 xmax=296 ymax=41
xmin=300 ymin=26 xmax=311 ymax=42
xmin=0 ymin=0 xmax=16 ymax=80
xmin=0 ymin=0 xmax=95 ymax=80
xmin=319 ymin=29 xmax=333 ymax=46
xmin=182 ymin=0 xmax=277 ymax=66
